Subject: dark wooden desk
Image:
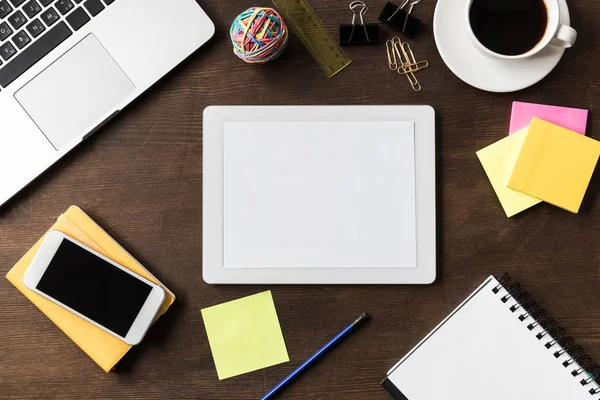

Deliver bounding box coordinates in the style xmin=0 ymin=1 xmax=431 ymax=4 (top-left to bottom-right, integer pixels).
xmin=1 ymin=1 xmax=598 ymax=399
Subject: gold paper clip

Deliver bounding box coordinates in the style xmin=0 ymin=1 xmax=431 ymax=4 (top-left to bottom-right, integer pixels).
xmin=405 ymin=71 xmax=422 ymax=91
xmin=387 ymin=36 xmax=427 ymax=91
xmin=397 ymin=41 xmax=428 ymax=75
xmin=386 ymin=39 xmax=399 ymax=70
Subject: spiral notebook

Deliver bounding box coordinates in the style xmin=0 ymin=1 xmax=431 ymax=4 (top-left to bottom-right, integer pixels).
xmin=382 ymin=275 xmax=600 ymax=400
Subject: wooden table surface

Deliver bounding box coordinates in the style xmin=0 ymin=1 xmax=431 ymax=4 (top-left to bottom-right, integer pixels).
xmin=1 ymin=0 xmax=599 ymax=399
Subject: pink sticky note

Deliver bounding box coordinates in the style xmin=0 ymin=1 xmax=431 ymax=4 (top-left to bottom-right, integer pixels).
xmin=509 ymin=102 xmax=588 ymax=135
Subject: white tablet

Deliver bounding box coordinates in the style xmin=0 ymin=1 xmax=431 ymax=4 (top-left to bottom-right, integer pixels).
xmin=203 ymin=106 xmax=436 ymax=284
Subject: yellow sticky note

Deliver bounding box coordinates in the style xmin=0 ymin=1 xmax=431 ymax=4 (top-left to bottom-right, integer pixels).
xmin=476 ymin=128 xmax=542 ymax=217
xmin=201 ymin=291 xmax=289 ymax=380
xmin=508 ymin=118 xmax=600 ymax=213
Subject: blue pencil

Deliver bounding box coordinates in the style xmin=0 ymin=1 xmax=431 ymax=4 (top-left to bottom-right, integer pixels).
xmin=260 ymin=313 xmax=369 ymax=400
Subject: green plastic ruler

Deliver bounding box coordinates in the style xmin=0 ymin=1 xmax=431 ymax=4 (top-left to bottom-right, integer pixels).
xmin=272 ymin=0 xmax=352 ymax=77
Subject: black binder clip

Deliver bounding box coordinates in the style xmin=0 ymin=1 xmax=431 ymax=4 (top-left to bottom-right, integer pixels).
xmin=340 ymin=1 xmax=379 ymax=44
xmin=379 ymin=0 xmax=423 ymax=38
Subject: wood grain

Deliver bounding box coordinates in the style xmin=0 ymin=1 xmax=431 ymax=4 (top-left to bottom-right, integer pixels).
xmin=0 ymin=0 xmax=599 ymax=399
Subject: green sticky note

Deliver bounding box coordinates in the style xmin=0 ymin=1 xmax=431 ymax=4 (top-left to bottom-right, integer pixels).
xmin=201 ymin=291 xmax=289 ymax=380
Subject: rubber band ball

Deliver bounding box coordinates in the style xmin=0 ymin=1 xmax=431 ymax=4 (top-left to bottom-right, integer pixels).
xmin=230 ymin=7 xmax=289 ymax=63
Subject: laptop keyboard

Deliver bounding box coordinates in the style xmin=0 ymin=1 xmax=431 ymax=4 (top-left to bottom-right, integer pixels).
xmin=0 ymin=0 xmax=117 ymax=89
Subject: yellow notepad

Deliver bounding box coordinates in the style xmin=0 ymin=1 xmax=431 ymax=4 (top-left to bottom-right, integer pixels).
xmin=477 ymin=128 xmax=542 ymax=217
xmin=508 ymin=118 xmax=600 ymax=213
xmin=5 ymin=206 xmax=175 ymax=372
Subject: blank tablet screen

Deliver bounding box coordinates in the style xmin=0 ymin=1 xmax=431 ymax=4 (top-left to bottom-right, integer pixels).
xmin=223 ymin=121 xmax=417 ymax=268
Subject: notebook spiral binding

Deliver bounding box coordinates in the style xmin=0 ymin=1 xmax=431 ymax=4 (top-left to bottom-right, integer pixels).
xmin=493 ymin=273 xmax=600 ymax=396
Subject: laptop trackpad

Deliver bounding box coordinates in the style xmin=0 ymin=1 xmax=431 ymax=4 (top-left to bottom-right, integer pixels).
xmin=15 ymin=35 xmax=135 ymax=150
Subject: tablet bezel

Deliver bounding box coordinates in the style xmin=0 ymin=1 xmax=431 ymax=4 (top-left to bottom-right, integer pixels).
xmin=203 ymin=105 xmax=436 ymax=284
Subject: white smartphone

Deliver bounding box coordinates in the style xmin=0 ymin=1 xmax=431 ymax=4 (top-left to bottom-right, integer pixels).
xmin=24 ymin=230 xmax=166 ymax=346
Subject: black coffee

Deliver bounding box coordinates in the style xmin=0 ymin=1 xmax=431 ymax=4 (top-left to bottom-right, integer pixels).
xmin=470 ymin=0 xmax=548 ymax=56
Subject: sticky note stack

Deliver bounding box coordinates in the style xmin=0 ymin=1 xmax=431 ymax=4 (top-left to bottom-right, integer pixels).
xmin=478 ymin=102 xmax=599 ymax=217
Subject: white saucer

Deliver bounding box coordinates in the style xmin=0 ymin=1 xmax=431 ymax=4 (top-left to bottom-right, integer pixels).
xmin=433 ymin=0 xmax=571 ymax=93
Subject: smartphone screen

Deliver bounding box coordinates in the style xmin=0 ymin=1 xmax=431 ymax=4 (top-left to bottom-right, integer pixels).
xmin=35 ymin=239 xmax=153 ymax=337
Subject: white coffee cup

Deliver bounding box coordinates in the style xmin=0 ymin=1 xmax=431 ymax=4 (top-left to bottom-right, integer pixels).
xmin=466 ymin=0 xmax=577 ymax=60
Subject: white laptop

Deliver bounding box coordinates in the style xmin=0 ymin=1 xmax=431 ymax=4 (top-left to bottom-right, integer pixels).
xmin=203 ymin=106 xmax=437 ymax=284
xmin=0 ymin=0 xmax=214 ymax=206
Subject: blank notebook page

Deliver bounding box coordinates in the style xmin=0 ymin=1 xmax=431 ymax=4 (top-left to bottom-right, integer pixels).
xmin=223 ymin=121 xmax=416 ymax=268
xmin=386 ymin=276 xmax=596 ymax=400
